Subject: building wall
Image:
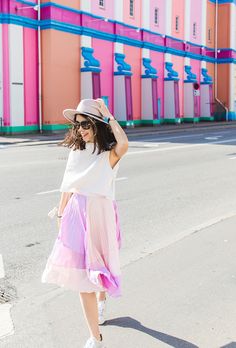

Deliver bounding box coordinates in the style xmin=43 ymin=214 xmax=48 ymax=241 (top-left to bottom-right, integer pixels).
xmin=206 ymin=62 xmax=215 ymax=99
xmin=191 ymin=59 xmax=201 ymax=83
xmin=217 ymin=64 xmax=230 ymax=107
xmin=92 ymin=38 xmax=114 ymax=112
xmin=206 ymin=0 xmax=215 ymax=49
xmin=23 ymin=27 xmax=38 ymax=126
xmin=171 ymin=56 xmax=184 ymax=117
xmin=218 ymin=4 xmax=230 ymax=48
xmin=172 ymin=0 xmax=185 ymax=41
xmin=91 ymin=0 xmax=114 ymax=20
xmin=41 ymin=0 xmax=80 ymax=9
xmin=1 ymin=0 xmax=236 ymax=134
xmin=123 ymin=0 xmax=142 ymax=28
xmin=149 ymin=0 xmax=166 ymax=35
xmin=41 ymin=30 xmax=80 ymax=125
xmin=124 ymin=45 xmax=141 ymax=120
xmin=150 ymin=50 xmax=164 ymax=118
xmin=190 ymin=0 xmax=202 ymax=44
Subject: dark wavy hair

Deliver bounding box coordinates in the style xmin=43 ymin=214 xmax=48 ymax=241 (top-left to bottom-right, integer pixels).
xmin=58 ymin=114 xmax=117 ymax=154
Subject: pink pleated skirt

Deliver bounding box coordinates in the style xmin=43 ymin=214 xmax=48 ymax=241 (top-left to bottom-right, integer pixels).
xmin=41 ymin=193 xmax=122 ymax=298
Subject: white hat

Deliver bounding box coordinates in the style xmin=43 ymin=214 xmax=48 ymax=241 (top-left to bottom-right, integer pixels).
xmin=63 ymin=99 xmax=108 ymax=124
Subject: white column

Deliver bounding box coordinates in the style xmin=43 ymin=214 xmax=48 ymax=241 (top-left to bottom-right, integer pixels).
xmin=142 ymin=0 xmax=150 ymax=30
xmin=81 ymin=35 xmax=92 ymax=48
xmin=165 ymin=0 xmax=172 ymax=64
xmin=165 ymin=0 xmax=172 ymax=36
xmin=142 ymin=48 xmax=149 ymax=59
xmin=184 ymin=0 xmax=191 ymax=42
xmin=9 ymin=24 xmax=24 ymax=127
xmin=201 ymin=0 xmax=207 ymax=47
xmin=80 ymin=0 xmax=91 ymax=12
xmin=115 ymin=0 xmax=123 ymax=22
xmin=201 ymin=0 xmax=207 ymax=72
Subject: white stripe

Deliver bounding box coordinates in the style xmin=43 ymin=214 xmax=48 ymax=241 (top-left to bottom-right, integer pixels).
xmin=115 ymin=176 xmax=127 ymax=181
xmin=36 ymin=189 xmax=59 ymax=195
xmin=127 ymin=138 xmax=236 ymax=156
xmin=122 ymin=210 xmax=236 ymax=268
xmin=0 ymin=304 xmax=14 ymax=339
xmin=229 ymin=157 xmax=236 ymax=160
xmin=0 ymin=254 xmax=4 ymax=279
xmin=133 ymin=133 xmax=205 ymax=142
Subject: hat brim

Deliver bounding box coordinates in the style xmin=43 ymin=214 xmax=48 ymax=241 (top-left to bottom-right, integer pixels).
xmin=63 ymin=109 xmax=109 ymax=124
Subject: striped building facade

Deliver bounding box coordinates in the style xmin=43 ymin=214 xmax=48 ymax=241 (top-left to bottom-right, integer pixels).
xmin=0 ymin=0 xmax=235 ymax=134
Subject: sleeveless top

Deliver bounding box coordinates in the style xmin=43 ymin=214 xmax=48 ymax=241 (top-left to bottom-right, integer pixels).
xmin=59 ymin=143 xmax=120 ymax=200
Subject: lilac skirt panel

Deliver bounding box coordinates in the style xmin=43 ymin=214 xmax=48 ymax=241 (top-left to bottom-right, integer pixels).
xmin=41 ymin=193 xmax=122 ymax=298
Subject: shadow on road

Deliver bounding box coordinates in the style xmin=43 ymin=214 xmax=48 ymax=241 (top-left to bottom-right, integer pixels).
xmin=220 ymin=343 xmax=236 ymax=348
xmin=105 ymin=316 xmax=199 ymax=348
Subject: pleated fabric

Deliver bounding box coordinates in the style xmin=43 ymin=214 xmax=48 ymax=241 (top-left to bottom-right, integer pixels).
xmin=41 ymin=193 xmax=122 ymax=297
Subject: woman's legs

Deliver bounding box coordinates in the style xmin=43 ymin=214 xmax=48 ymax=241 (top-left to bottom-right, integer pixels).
xmin=97 ymin=291 xmax=106 ymax=301
xmin=79 ymin=292 xmax=102 ymax=341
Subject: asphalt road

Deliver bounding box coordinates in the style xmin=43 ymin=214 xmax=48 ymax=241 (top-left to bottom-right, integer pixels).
xmin=0 ymin=126 xmax=236 ymax=348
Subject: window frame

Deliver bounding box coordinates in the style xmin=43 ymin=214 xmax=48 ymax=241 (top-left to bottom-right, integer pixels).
xmin=154 ymin=7 xmax=159 ymax=26
xmin=129 ymin=0 xmax=134 ymax=17
xmin=175 ymin=15 xmax=179 ymax=32
xmin=99 ymin=0 xmax=105 ymax=9
xmin=193 ymin=22 xmax=197 ymax=37
xmin=208 ymin=28 xmax=212 ymax=42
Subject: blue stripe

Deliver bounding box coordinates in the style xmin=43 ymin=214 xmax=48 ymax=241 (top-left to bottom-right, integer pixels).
xmin=0 ymin=13 xmax=38 ymax=29
xmin=228 ymin=112 xmax=236 ymax=120
xmin=41 ymin=2 xmax=83 ymax=15
xmin=209 ymin=0 xmax=236 ymax=4
xmin=1 ymin=14 xmax=235 ymax=64
xmin=5 ymin=2 xmax=236 ymax=52
xmin=15 ymin=0 xmax=36 ymax=5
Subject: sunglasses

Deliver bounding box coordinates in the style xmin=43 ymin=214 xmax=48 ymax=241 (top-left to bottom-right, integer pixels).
xmin=73 ymin=120 xmax=92 ymax=130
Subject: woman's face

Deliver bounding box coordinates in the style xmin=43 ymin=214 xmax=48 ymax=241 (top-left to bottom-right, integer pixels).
xmin=75 ymin=114 xmax=95 ymax=143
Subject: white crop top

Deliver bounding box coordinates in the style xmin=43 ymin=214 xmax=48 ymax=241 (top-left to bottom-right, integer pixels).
xmin=59 ymin=143 xmax=120 ymax=200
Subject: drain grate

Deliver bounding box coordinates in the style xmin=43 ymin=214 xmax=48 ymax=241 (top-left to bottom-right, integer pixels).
xmin=0 ymin=283 xmax=17 ymax=304
xmin=0 ymin=289 xmax=15 ymax=304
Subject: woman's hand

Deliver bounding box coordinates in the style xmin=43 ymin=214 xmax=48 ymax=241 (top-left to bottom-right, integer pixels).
xmin=95 ymin=98 xmax=115 ymax=121
xmin=57 ymin=217 xmax=62 ymax=230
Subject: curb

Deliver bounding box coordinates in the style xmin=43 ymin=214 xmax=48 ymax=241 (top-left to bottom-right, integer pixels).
xmin=1 ymin=122 xmax=236 ymax=147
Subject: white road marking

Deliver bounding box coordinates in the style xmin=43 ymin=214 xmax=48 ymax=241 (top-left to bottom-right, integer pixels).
xmin=204 ymin=136 xmax=222 ymax=140
xmin=0 ymin=254 xmax=4 ymax=279
xmin=0 ymin=304 xmax=14 ymax=339
xmin=36 ymin=189 xmax=59 ymax=195
xmin=229 ymin=157 xmax=236 ymax=160
xmin=122 ymin=210 xmax=236 ymax=268
xmin=115 ymin=176 xmax=128 ymax=181
xmin=138 ymin=133 xmax=205 ymax=142
xmin=0 ymin=255 xmax=14 ymax=339
xmin=126 ymin=137 xmax=236 ymax=156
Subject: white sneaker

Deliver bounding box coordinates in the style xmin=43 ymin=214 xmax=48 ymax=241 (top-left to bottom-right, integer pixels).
xmin=98 ymin=299 xmax=107 ymax=325
xmin=83 ymin=334 xmax=106 ymax=348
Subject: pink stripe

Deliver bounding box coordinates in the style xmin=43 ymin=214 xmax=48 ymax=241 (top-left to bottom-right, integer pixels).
xmin=23 ymin=27 xmax=39 ymax=125
xmin=2 ymin=24 xmax=10 ymax=126
xmin=41 ymin=6 xmax=81 ymax=27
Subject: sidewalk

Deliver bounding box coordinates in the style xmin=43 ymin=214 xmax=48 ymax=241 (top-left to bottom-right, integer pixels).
xmin=1 ymin=121 xmax=236 ymax=146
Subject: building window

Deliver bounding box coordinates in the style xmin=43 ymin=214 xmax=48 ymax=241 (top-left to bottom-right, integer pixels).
xmin=154 ymin=7 xmax=159 ymax=26
xmin=130 ymin=0 xmax=134 ymax=17
xmin=208 ymin=28 xmax=212 ymax=42
xmin=99 ymin=0 xmax=105 ymax=8
xmin=175 ymin=16 xmax=179 ymax=32
xmin=193 ymin=22 xmax=197 ymax=37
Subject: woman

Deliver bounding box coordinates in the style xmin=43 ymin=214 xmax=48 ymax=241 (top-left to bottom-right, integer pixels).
xmin=41 ymin=98 xmax=128 ymax=348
